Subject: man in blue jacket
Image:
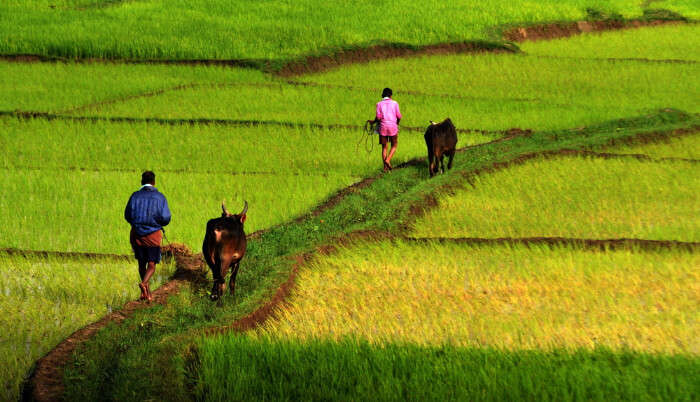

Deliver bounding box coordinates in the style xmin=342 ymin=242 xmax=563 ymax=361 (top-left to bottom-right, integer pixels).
xmin=124 ymin=171 xmax=171 ymax=301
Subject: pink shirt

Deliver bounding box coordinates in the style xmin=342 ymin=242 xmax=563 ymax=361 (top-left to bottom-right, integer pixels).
xmin=376 ymin=98 xmax=402 ymax=136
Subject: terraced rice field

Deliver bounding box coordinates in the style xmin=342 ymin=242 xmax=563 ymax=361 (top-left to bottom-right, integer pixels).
xmin=411 ymin=154 xmax=700 ymax=241
xmin=2 ymin=5 xmax=700 ymax=401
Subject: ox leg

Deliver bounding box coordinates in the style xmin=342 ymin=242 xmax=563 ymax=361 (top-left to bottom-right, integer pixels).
xmin=438 ymin=153 xmax=445 ymax=174
xmin=446 ymin=150 xmax=455 ymax=170
xmin=210 ymin=254 xmax=224 ymax=301
xmin=229 ymin=261 xmax=240 ymax=296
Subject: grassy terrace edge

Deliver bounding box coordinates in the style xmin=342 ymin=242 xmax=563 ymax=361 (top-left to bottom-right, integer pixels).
xmin=42 ymin=109 xmax=699 ymax=401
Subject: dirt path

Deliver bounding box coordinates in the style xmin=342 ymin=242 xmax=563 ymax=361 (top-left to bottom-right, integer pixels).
xmin=21 ymin=244 xmax=206 ymax=402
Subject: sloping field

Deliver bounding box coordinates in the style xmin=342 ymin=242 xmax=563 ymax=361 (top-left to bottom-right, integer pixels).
xmin=412 ymin=156 xmax=700 ymax=241
xmin=2 ymin=1 xmax=697 ymax=61
xmin=0 ymin=252 xmax=175 ymax=400
xmin=259 ymin=241 xmax=699 ymax=353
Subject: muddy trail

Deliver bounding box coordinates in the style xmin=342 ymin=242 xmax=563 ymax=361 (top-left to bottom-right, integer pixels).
xmin=0 ymin=18 xmax=689 ymax=76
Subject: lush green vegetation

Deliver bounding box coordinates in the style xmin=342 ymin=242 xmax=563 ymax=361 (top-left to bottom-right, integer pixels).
xmin=196 ymin=336 xmax=700 ymax=401
xmin=0 ymin=61 xmax=268 ymax=112
xmin=0 ymin=252 xmax=175 ymax=401
xmin=599 ymin=133 xmax=700 ymax=159
xmin=0 ymin=117 xmax=495 ymax=253
xmin=521 ymin=23 xmax=700 ymax=61
xmin=262 ymin=241 xmax=699 ymax=353
xmin=3 ymin=1 xmax=697 ymax=61
xmin=412 ymin=156 xmax=699 ymax=241
xmin=61 ymin=111 xmax=700 ymax=401
xmin=0 ymin=168 xmax=357 ymax=253
xmin=297 ymin=53 xmax=699 ymax=131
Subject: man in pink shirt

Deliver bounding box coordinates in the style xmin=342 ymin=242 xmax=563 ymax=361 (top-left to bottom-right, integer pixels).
xmin=368 ymin=88 xmax=402 ymax=172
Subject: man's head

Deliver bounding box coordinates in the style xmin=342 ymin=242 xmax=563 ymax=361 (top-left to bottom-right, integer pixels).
xmin=141 ymin=171 xmax=156 ymax=185
xmin=382 ymin=88 xmax=393 ymax=98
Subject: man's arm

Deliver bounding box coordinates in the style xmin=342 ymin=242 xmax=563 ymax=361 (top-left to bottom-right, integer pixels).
xmin=395 ymin=103 xmax=402 ymax=125
xmin=156 ymin=196 xmax=172 ymax=227
xmin=124 ymin=194 xmax=133 ymax=224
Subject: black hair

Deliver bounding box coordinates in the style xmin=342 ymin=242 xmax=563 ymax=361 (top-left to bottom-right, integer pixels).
xmin=141 ymin=171 xmax=156 ymax=185
xmin=381 ymin=88 xmax=393 ymax=98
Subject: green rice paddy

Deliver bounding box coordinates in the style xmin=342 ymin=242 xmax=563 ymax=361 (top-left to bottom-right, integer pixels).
xmin=4 ymin=0 xmax=698 ymax=61
xmin=2 ymin=7 xmax=699 ymax=401
xmin=412 ymin=156 xmax=700 ymax=241
xmin=0 ymin=253 xmax=175 ymax=401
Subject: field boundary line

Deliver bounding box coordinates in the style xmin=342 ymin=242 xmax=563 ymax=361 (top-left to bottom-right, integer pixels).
xmin=0 ymin=110 xmax=506 ymax=135
xmin=403 ymin=236 xmax=700 ymax=252
xmin=530 ymin=54 xmax=698 ymax=65
xmin=0 ymin=248 xmax=130 ymax=260
xmin=0 ymin=165 xmax=364 ymax=178
xmin=501 ymin=18 xmax=689 ymax=42
xmin=58 ymin=83 xmax=199 ymax=114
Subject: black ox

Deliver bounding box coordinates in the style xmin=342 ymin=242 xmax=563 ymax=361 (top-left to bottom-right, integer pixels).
xmin=424 ymin=118 xmax=457 ymax=177
xmin=203 ymin=201 xmax=247 ymax=300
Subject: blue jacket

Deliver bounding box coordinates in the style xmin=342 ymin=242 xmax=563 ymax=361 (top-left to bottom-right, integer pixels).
xmin=124 ymin=185 xmax=171 ymax=236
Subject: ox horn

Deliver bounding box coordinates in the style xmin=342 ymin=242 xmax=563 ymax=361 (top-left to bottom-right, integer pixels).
xmin=222 ymin=201 xmax=230 ymax=216
xmin=430 ymin=120 xmax=437 ymax=125
xmin=240 ymin=200 xmax=248 ymax=216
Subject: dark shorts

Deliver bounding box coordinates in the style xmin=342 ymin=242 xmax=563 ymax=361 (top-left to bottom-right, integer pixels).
xmin=379 ymin=134 xmax=398 ymax=146
xmin=130 ymin=229 xmax=162 ymax=264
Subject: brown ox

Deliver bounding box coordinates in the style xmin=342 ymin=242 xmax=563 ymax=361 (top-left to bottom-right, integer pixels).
xmin=203 ymin=201 xmax=247 ymax=301
xmin=424 ymin=118 xmax=458 ymax=177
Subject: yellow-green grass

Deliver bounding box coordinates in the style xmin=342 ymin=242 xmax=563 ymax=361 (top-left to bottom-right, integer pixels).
xmin=296 ymin=54 xmax=699 ymax=131
xmin=411 ymin=156 xmax=700 ymax=241
xmin=521 ymin=23 xmax=700 ymax=61
xmin=0 ymin=61 xmax=268 ymax=113
xmin=4 ymin=1 xmax=698 ymax=61
xmin=0 ymin=252 xmax=175 ymax=401
xmin=261 ymin=240 xmax=700 ymax=354
xmin=601 ymin=133 xmax=700 ymax=159
xmin=0 ymin=169 xmax=357 ymax=254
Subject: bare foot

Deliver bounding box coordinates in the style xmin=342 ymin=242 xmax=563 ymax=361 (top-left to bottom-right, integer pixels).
xmin=138 ymin=283 xmax=147 ymax=301
xmin=145 ymin=283 xmax=153 ymax=302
